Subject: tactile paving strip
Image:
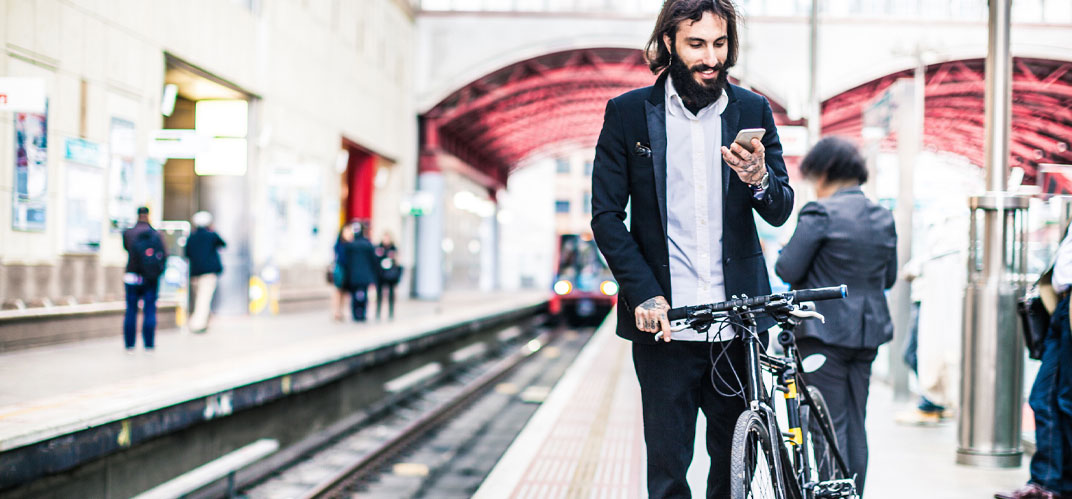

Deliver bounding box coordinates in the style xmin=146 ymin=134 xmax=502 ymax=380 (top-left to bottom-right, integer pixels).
xmin=509 ymin=327 xmax=645 ymax=499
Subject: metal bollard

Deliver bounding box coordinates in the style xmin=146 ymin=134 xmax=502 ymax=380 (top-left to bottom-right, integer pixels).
xmin=957 ymin=193 xmax=1029 ymax=467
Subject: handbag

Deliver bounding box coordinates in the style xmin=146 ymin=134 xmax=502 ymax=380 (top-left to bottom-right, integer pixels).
xmin=1017 ymin=294 xmax=1049 ymax=361
xmin=379 ymin=259 xmax=403 ymax=284
xmin=332 ymin=263 xmax=346 ymax=288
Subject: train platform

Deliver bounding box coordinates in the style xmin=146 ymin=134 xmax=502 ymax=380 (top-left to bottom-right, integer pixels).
xmin=0 ymin=290 xmax=547 ymax=493
xmin=476 ymin=313 xmax=1032 ymax=499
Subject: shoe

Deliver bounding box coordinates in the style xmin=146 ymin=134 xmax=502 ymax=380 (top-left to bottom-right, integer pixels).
xmin=895 ymin=408 xmax=941 ymax=426
xmin=125 ymin=348 xmax=135 ymax=356
xmin=995 ymin=483 xmax=1063 ymax=499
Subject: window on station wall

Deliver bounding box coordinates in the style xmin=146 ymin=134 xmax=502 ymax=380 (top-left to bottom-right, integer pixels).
xmin=555 ymin=200 xmax=571 ymax=214
xmin=555 ymin=158 xmax=571 ymax=174
xmin=583 ymin=192 xmax=592 ymax=214
xmin=584 ymin=160 xmax=593 ymax=176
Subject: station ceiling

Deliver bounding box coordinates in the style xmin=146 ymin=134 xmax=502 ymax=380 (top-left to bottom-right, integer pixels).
xmin=823 ymin=57 xmax=1072 ymax=190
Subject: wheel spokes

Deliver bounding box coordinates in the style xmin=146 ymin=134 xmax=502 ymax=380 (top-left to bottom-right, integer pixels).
xmin=744 ymin=428 xmax=779 ymax=499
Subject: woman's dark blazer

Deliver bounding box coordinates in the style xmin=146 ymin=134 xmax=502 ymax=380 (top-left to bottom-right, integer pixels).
xmin=775 ymin=187 xmax=898 ymax=349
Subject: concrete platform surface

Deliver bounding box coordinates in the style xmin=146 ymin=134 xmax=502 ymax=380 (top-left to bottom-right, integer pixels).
xmin=478 ymin=314 xmax=1032 ymax=498
xmin=0 ymin=291 xmax=546 ymax=453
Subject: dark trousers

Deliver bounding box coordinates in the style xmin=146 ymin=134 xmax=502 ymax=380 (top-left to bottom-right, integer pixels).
xmin=124 ymin=282 xmax=158 ymax=349
xmin=350 ymin=287 xmax=369 ymax=321
xmin=1029 ymin=295 xmax=1072 ymax=494
xmin=796 ymin=337 xmax=877 ymax=496
xmin=376 ymin=281 xmax=396 ymax=318
xmin=632 ymin=338 xmax=751 ymax=498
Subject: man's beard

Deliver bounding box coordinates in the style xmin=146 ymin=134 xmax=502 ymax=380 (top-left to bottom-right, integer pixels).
xmin=668 ymin=52 xmax=729 ymax=113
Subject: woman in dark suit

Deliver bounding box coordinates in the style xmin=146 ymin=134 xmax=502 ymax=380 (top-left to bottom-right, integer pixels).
xmin=775 ymin=136 xmax=897 ymax=496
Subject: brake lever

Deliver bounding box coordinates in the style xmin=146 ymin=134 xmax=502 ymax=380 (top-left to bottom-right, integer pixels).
xmin=655 ymin=322 xmax=692 ymax=341
xmin=789 ymin=308 xmax=825 ymax=323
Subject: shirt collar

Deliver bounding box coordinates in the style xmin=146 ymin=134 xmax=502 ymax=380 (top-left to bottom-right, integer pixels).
xmin=665 ymin=75 xmax=728 ymax=119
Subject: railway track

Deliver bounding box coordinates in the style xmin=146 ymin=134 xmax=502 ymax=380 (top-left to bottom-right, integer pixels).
xmin=243 ymin=326 xmax=592 ymax=499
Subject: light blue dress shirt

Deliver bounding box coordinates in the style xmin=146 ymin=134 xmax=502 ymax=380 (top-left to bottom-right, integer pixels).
xmin=664 ymin=76 xmax=764 ymax=341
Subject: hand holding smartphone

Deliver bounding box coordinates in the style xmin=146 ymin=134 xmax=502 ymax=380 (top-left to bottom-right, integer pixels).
xmin=732 ymin=128 xmax=765 ymax=153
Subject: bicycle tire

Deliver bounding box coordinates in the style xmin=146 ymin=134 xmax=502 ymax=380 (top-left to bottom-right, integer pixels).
xmin=731 ymin=409 xmax=786 ymax=499
xmin=804 ymin=385 xmax=844 ymax=483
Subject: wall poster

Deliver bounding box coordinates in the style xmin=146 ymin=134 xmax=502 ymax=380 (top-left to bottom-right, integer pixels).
xmin=108 ymin=118 xmax=137 ymax=231
xmin=13 ymin=108 xmax=48 ymax=231
xmin=63 ymin=137 xmax=106 ymax=253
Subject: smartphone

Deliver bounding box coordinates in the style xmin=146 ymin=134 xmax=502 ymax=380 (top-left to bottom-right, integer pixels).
xmin=733 ymin=128 xmax=766 ymax=153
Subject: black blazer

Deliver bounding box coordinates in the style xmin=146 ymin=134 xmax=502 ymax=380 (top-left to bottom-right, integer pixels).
xmin=591 ymin=73 xmax=794 ymax=343
xmin=774 ymin=187 xmax=897 ymax=349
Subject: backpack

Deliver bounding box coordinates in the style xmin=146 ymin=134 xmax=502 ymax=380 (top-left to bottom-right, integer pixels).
xmin=133 ymin=230 xmax=167 ymax=281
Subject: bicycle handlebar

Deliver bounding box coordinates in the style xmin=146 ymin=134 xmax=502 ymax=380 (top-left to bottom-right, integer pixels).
xmin=666 ymin=285 xmax=848 ymax=321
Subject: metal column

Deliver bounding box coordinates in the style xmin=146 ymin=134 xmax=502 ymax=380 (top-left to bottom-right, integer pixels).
xmin=958 ymin=194 xmax=1029 ymax=467
xmin=956 ymin=0 xmax=1026 ymax=467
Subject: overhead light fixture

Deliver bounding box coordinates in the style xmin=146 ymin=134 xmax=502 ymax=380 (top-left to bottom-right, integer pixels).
xmin=161 ymin=84 xmax=178 ymax=117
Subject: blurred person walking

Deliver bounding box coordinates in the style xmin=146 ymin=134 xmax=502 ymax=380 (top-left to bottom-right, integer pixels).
xmin=122 ymin=206 xmax=168 ymax=352
xmin=375 ymin=232 xmax=402 ymax=320
xmin=996 ymin=224 xmax=1072 ymax=499
xmin=774 ymin=136 xmax=897 ymax=495
xmin=338 ymin=221 xmax=379 ymax=322
xmin=185 ymin=211 xmax=226 ymax=333
xmin=331 ymin=224 xmax=354 ymax=321
xmin=897 ymin=218 xmax=968 ymax=425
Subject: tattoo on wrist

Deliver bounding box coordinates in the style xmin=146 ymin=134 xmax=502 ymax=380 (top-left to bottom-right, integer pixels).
xmin=638 ymin=296 xmax=667 ymax=311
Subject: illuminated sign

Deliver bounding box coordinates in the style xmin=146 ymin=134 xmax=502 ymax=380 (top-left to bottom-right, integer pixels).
xmin=0 ymin=77 xmax=46 ymax=113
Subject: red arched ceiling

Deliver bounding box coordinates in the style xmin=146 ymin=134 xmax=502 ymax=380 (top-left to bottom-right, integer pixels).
xmin=422 ymin=48 xmax=800 ymax=190
xmin=822 ymin=57 xmax=1072 ymax=190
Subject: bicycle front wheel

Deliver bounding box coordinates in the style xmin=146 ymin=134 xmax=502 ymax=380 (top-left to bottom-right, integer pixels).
xmin=730 ymin=409 xmax=785 ymax=499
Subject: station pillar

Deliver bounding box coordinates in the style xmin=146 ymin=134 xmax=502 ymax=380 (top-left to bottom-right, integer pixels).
xmin=414 ymin=119 xmax=444 ymax=300
xmin=957 ymin=0 xmax=1027 ymax=468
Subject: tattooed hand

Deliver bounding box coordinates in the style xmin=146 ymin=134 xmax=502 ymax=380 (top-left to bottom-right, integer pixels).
xmin=635 ymin=295 xmax=671 ymax=342
xmin=721 ymin=137 xmax=767 ymax=186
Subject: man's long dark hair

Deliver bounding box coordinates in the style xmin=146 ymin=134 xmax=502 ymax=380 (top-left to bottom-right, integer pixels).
xmin=645 ymin=0 xmax=740 ymax=75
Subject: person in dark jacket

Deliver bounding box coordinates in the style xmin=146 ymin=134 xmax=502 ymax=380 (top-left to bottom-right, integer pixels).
xmin=375 ymin=232 xmax=401 ymax=320
xmin=185 ymin=211 xmax=226 ymax=332
xmin=339 ymin=221 xmax=379 ymax=322
xmin=774 ymin=136 xmax=898 ymax=495
xmin=121 ymin=206 xmax=167 ymax=352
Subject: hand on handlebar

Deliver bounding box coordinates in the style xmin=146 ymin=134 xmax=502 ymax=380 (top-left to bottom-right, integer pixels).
xmin=635 ymin=296 xmax=672 ymax=343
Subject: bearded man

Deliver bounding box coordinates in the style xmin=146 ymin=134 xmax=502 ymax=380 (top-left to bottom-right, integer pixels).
xmin=590 ymin=0 xmax=794 ymax=496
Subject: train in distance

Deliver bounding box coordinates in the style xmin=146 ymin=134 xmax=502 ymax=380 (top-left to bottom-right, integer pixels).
xmin=550 ymin=233 xmax=618 ymax=326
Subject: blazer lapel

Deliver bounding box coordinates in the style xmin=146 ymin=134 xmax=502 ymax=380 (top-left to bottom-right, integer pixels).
xmin=721 ymin=94 xmax=740 ymax=199
xmin=646 ymin=100 xmax=668 ymax=234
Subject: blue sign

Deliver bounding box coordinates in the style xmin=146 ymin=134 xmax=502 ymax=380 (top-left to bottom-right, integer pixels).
xmin=64 ymin=137 xmax=104 ymax=167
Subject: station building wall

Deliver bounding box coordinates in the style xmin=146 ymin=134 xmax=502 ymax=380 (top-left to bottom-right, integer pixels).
xmin=0 ymin=0 xmax=418 ymax=308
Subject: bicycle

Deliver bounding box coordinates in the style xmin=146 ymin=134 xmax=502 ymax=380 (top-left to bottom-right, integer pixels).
xmin=666 ymin=285 xmax=859 ymax=499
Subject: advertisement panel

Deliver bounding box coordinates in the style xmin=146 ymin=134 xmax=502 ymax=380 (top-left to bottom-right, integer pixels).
xmin=64 ymin=138 xmax=106 ymax=253
xmin=108 ymin=118 xmax=137 ymax=230
xmin=13 ymin=109 xmax=48 ymax=231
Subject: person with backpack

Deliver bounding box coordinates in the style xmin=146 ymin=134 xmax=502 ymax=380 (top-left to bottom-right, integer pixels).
xmin=122 ymin=206 xmax=167 ymax=352
xmin=375 ymin=232 xmax=402 ymax=320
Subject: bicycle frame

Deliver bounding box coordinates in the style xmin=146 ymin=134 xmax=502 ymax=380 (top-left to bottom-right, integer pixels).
xmin=710 ymin=305 xmax=854 ymax=499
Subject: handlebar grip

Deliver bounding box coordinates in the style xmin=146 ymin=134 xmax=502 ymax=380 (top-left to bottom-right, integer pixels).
xmin=667 ymin=307 xmax=688 ymax=321
xmin=792 ymin=285 xmax=848 ymax=302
